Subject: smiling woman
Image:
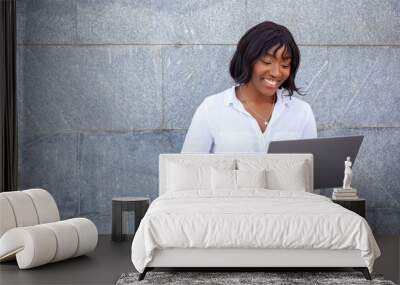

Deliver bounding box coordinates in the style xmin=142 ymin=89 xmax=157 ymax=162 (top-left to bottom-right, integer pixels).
xmin=182 ymin=21 xmax=317 ymax=153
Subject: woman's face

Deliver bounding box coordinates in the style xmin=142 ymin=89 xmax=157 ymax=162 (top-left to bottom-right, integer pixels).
xmin=249 ymin=44 xmax=292 ymax=97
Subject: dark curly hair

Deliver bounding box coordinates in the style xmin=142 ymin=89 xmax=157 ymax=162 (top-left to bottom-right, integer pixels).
xmin=230 ymin=21 xmax=302 ymax=97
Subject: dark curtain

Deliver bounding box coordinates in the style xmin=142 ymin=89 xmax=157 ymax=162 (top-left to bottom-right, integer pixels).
xmin=0 ymin=0 xmax=17 ymax=192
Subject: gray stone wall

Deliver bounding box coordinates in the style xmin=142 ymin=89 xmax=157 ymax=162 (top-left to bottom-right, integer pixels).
xmin=17 ymin=0 xmax=400 ymax=234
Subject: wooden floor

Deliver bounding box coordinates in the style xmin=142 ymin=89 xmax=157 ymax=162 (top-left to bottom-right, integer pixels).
xmin=0 ymin=235 xmax=398 ymax=285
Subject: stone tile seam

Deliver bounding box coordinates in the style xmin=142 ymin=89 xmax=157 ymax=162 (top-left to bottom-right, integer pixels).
xmin=19 ymin=126 xmax=400 ymax=145
xmin=15 ymin=43 xmax=400 ymax=48
xmin=160 ymin=47 xmax=165 ymax=129
xmin=76 ymin=133 xmax=81 ymax=216
xmin=367 ymin=208 xmax=400 ymax=211
xmin=21 ymin=126 xmax=400 ymax=134
xmin=317 ymin=126 xmax=400 ymax=131
xmin=21 ymin=130 xmax=182 ymax=144
xmin=74 ymin=0 xmax=78 ymax=45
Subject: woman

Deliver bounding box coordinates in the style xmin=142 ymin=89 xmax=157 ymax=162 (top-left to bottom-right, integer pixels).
xmin=182 ymin=21 xmax=317 ymax=153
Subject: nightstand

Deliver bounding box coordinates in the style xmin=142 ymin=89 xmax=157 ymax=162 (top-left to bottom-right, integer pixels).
xmin=112 ymin=197 xmax=150 ymax=242
xmin=332 ymin=198 xmax=366 ymax=218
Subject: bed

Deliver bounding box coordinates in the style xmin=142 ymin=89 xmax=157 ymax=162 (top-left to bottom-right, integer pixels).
xmin=131 ymin=154 xmax=380 ymax=280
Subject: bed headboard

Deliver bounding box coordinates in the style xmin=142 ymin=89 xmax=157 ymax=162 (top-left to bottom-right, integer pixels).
xmin=159 ymin=153 xmax=314 ymax=195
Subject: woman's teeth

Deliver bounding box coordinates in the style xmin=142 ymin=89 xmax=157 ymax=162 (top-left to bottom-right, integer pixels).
xmin=264 ymin=79 xmax=278 ymax=87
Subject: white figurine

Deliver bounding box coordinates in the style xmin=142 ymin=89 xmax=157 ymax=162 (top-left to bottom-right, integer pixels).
xmin=343 ymin=156 xmax=352 ymax=189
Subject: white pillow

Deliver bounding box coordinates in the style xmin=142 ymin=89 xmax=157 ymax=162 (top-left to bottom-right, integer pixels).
xmin=211 ymin=168 xmax=268 ymax=190
xmin=266 ymin=165 xmax=307 ymax=191
xmin=238 ymin=159 xmax=309 ymax=191
xmin=236 ymin=169 xmax=267 ymax=189
xmin=166 ymin=159 xmax=236 ymax=193
xmin=211 ymin=168 xmax=236 ymax=190
xmin=167 ymin=162 xmax=210 ymax=191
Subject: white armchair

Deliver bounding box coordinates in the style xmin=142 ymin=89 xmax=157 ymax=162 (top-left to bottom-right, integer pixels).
xmin=0 ymin=189 xmax=98 ymax=269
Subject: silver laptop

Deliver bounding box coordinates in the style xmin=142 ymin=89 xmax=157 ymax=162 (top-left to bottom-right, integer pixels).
xmin=268 ymin=135 xmax=364 ymax=189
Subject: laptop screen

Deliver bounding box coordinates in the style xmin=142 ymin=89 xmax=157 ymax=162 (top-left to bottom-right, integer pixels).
xmin=268 ymin=136 xmax=363 ymax=189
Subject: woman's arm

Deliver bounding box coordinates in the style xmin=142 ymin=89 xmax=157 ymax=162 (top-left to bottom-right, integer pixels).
xmin=301 ymin=105 xmax=318 ymax=139
xmin=181 ymin=100 xmax=214 ymax=153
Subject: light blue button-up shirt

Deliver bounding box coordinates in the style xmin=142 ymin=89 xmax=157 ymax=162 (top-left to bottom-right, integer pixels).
xmin=182 ymin=86 xmax=317 ymax=153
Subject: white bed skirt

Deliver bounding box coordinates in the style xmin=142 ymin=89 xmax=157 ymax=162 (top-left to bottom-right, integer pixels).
xmin=148 ymin=248 xmax=366 ymax=268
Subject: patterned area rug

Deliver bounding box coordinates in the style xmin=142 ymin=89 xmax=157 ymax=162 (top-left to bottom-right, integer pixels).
xmin=116 ymin=271 xmax=396 ymax=285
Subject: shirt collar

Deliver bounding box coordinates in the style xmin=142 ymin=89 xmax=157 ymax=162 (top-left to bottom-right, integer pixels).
xmin=224 ymin=86 xmax=291 ymax=107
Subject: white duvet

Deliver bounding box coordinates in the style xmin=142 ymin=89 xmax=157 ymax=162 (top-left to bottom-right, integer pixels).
xmin=131 ymin=190 xmax=380 ymax=273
